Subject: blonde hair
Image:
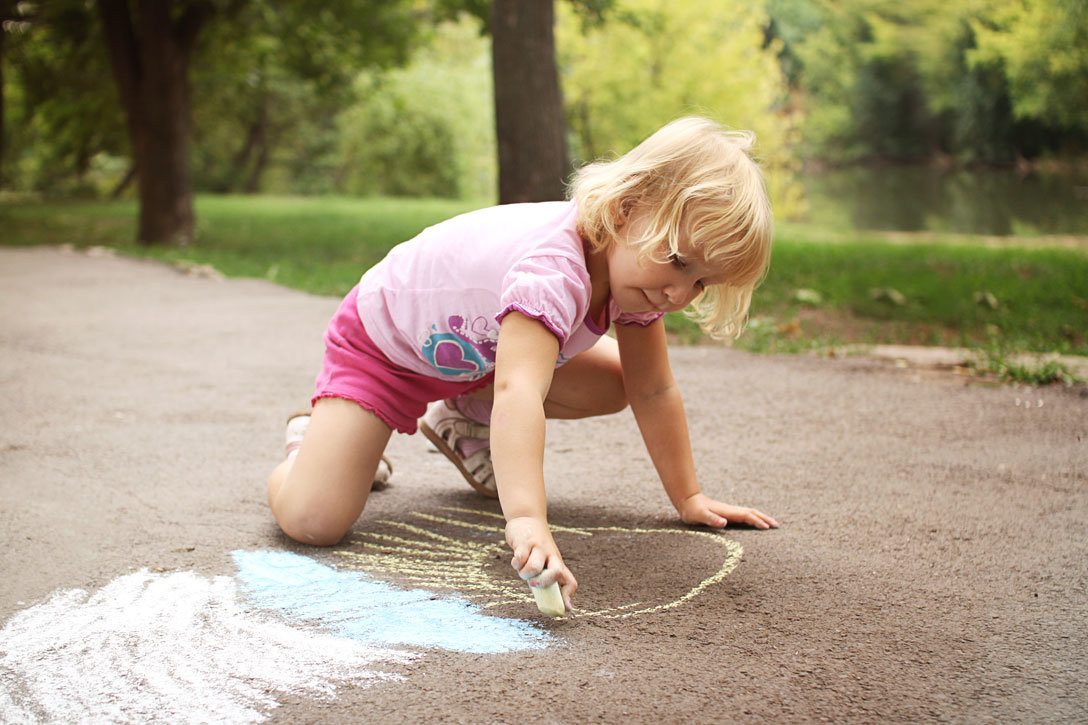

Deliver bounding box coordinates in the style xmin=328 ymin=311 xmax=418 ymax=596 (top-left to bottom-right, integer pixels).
xmin=570 ymin=117 xmax=773 ymax=339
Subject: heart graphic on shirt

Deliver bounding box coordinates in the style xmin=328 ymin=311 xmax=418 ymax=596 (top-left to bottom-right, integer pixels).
xmin=469 ymin=316 xmax=491 ymax=338
xmin=433 ymin=339 xmax=480 ymax=372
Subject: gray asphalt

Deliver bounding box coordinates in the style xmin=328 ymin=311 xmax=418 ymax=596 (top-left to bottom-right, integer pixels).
xmin=1 ymin=246 xmax=1085 ymax=722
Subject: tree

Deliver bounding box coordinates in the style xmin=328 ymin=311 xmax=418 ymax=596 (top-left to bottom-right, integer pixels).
xmin=334 ymin=17 xmax=496 ymax=200
xmin=93 ymin=0 xmax=425 ymax=244
xmin=3 ymin=2 xmax=140 ymax=196
xmin=969 ymin=0 xmax=1088 ymax=137
xmin=490 ymin=0 xmax=568 ymax=203
xmin=1 ymin=1 xmax=11 ymax=185
xmin=435 ymin=0 xmax=614 ymax=202
xmin=557 ymin=0 xmax=802 ymax=215
xmin=1 ymin=0 xmax=29 ymax=187
xmin=769 ymin=0 xmax=1088 ymax=164
xmin=97 ymin=0 xmax=214 ymax=245
xmin=187 ymin=1 xmax=418 ymax=195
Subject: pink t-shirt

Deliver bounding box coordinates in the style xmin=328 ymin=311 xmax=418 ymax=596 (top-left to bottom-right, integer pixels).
xmin=355 ymin=201 xmax=662 ymax=382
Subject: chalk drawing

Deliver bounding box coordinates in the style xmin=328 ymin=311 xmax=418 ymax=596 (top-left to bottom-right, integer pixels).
xmin=0 ymin=510 xmax=737 ymax=721
xmin=336 ymin=507 xmax=744 ymax=619
xmin=0 ymin=568 xmax=412 ymax=724
xmin=233 ymin=550 xmax=552 ymax=653
xmin=0 ymin=550 xmax=554 ymax=723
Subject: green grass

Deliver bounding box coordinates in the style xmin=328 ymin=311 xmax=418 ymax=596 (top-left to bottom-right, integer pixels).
xmin=0 ymin=195 xmax=486 ymax=296
xmin=966 ymin=336 xmax=1084 ymax=385
xmin=2 ymin=195 xmax=1086 ymax=359
xmin=739 ymin=233 xmax=1088 ymax=355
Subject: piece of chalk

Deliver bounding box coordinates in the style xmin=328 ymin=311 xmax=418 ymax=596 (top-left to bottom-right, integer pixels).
xmin=530 ymin=581 xmax=565 ymax=617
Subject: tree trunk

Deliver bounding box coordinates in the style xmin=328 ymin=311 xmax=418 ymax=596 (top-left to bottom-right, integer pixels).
xmin=243 ymin=123 xmax=270 ymax=194
xmin=98 ymin=0 xmax=209 ymax=245
xmin=0 ymin=13 xmax=6 ymax=189
xmin=490 ymin=0 xmax=568 ymax=204
xmin=0 ymin=0 xmax=11 ymax=188
xmin=232 ymin=102 xmax=269 ymax=193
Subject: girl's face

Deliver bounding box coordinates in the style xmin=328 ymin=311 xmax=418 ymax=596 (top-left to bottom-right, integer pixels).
xmin=606 ymin=214 xmax=727 ymax=314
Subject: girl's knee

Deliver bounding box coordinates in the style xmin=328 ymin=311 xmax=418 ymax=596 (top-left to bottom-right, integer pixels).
xmin=599 ymin=359 xmax=628 ymax=414
xmin=267 ymin=468 xmax=361 ymax=546
xmin=602 ymin=374 xmax=628 ymax=415
xmin=546 ymin=351 xmax=628 ymax=418
xmin=266 ymin=399 xmax=390 ymax=546
xmin=275 ymin=507 xmax=352 ymax=547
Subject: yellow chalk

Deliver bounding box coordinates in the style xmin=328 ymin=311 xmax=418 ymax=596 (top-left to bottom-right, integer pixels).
xmin=337 ymin=508 xmax=744 ymax=619
xmin=530 ymin=581 xmax=565 ymax=617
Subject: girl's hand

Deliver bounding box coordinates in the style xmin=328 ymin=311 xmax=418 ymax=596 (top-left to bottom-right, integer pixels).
xmin=505 ymin=516 xmax=577 ymax=611
xmin=678 ymin=492 xmax=779 ymax=530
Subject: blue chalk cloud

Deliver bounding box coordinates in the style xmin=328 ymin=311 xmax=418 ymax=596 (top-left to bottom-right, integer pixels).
xmin=232 ymin=550 xmax=552 ymax=654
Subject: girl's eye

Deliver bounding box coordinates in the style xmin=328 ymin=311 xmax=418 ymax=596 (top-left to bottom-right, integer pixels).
xmin=669 ymin=253 xmax=686 ymax=269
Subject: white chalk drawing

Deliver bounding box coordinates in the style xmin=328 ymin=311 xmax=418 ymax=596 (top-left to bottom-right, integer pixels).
xmin=0 ymin=551 xmax=552 ymax=724
xmin=0 ymin=568 xmax=411 ymax=724
xmin=336 ymin=507 xmax=744 ymax=618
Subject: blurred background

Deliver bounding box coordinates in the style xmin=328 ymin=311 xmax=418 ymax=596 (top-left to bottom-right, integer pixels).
xmin=2 ymin=0 xmax=1085 ymax=373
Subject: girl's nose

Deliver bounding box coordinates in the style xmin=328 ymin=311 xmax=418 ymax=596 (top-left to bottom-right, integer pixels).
xmin=664 ymin=284 xmax=695 ymax=306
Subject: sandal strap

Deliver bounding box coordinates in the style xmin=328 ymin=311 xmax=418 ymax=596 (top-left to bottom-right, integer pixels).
xmin=431 ymin=412 xmax=490 ymax=449
xmin=420 ymin=400 xmax=497 ymax=498
xmin=461 ymin=448 xmax=494 ymax=481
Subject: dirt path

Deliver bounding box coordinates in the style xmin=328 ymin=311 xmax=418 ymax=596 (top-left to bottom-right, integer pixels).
xmin=1 ymin=246 xmax=1085 ymax=722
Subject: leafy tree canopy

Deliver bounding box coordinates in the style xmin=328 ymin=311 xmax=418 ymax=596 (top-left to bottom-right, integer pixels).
xmin=557 ymin=0 xmax=802 ymax=215
xmin=969 ymin=0 xmax=1088 ymax=133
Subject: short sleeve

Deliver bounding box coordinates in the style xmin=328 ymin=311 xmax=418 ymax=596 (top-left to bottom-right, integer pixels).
xmin=496 ymin=254 xmax=591 ymax=346
xmin=611 ymin=299 xmax=664 ymax=327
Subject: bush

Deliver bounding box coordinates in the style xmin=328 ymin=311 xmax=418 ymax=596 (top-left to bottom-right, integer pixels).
xmin=334 ymin=18 xmax=496 ymax=200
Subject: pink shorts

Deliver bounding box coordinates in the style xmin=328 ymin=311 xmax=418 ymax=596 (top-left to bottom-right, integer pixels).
xmin=313 ymin=287 xmax=494 ymax=434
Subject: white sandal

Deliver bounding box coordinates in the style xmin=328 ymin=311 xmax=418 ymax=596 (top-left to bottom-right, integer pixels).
xmin=419 ymin=399 xmax=497 ymax=498
xmin=286 ymin=410 xmax=393 ymax=490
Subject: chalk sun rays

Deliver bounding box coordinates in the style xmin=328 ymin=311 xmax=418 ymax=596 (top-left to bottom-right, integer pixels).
xmin=335 ymin=507 xmax=744 ymax=619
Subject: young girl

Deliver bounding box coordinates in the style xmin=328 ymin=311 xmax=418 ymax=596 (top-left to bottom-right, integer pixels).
xmin=267 ymin=117 xmax=779 ymax=613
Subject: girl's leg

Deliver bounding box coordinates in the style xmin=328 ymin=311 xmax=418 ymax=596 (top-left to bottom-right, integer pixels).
xmin=423 ymin=337 xmax=625 ymax=497
xmin=267 ymin=396 xmax=392 ymax=546
xmin=544 ymin=335 xmax=626 ymax=419
xmin=458 ymin=335 xmax=626 ymax=420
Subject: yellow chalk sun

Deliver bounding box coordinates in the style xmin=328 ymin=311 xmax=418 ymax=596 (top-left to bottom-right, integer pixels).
xmin=335 ymin=507 xmax=742 ymax=619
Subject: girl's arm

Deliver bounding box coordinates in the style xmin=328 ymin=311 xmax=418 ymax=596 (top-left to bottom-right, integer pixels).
xmin=491 ymin=311 xmax=577 ymax=609
xmin=614 ymin=319 xmax=778 ymax=530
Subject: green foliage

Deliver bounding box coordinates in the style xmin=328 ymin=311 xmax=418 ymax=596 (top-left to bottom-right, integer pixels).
xmin=2 ymin=0 xmax=426 ymax=196
xmin=189 ymin=0 xmax=425 ymax=195
xmin=777 ymin=0 xmax=954 ymax=161
xmin=774 ymin=0 xmax=1088 ymax=163
xmin=556 ymin=0 xmax=803 ymax=217
xmin=6 ymin=0 xmax=1087 ymax=200
xmin=335 ymin=17 xmax=496 ymax=200
xmin=3 ymin=1 xmax=128 ymax=195
xmin=969 ymin=0 xmax=1088 ymax=135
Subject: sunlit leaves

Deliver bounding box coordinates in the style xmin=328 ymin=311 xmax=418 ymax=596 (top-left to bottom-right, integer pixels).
xmin=556 ymin=0 xmax=803 ymax=216
xmin=969 ymin=0 xmax=1088 ymax=132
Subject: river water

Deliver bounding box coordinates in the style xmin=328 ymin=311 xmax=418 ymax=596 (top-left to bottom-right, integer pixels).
xmin=796 ymin=167 xmax=1088 ymax=236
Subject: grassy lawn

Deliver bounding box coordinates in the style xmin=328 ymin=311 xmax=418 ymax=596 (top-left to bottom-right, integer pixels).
xmin=3 ymin=195 xmax=1086 ymax=363
xmin=740 ymin=224 xmax=1088 ymax=357
xmin=0 ymin=196 xmax=483 ymax=296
